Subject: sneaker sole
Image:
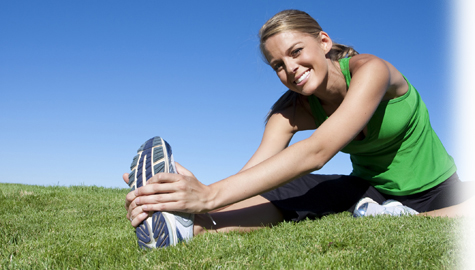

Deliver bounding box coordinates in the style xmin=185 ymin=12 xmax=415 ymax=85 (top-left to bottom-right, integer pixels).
xmin=128 ymin=136 xmax=179 ymax=249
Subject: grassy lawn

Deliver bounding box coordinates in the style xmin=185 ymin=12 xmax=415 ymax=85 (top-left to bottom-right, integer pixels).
xmin=0 ymin=183 xmax=464 ymax=269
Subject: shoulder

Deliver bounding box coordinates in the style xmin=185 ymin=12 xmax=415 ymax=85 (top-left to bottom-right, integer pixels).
xmin=347 ymin=54 xmax=408 ymax=99
xmin=348 ymin=54 xmax=389 ymax=73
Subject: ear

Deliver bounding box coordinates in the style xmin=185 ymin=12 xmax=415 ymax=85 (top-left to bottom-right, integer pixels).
xmin=319 ymin=31 xmax=333 ymax=54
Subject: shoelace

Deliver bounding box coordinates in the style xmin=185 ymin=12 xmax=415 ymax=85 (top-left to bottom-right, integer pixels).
xmin=207 ymin=213 xmax=217 ymax=225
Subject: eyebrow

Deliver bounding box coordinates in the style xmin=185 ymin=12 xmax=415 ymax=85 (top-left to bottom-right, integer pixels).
xmin=269 ymin=41 xmax=303 ymax=67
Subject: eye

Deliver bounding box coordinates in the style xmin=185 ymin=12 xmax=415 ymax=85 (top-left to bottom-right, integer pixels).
xmin=272 ymin=62 xmax=284 ymax=72
xmin=291 ymin=48 xmax=302 ymax=57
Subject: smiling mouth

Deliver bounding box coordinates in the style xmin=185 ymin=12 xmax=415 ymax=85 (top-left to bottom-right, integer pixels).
xmin=294 ymin=70 xmax=310 ymax=84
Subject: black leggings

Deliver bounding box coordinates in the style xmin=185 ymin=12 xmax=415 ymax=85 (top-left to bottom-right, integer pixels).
xmin=261 ymin=173 xmax=474 ymax=222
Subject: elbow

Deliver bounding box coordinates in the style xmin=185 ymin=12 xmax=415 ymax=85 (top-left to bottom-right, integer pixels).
xmin=304 ymin=149 xmax=332 ymax=173
xmin=293 ymin=137 xmax=336 ymax=174
xmin=314 ymin=161 xmax=325 ymax=171
xmin=313 ymin=156 xmax=329 ymax=172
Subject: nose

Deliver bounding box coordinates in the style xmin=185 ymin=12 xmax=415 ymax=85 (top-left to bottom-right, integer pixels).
xmin=285 ymin=59 xmax=298 ymax=74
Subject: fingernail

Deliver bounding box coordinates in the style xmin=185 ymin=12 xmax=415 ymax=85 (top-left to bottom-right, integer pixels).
xmin=142 ymin=205 xmax=147 ymax=211
xmin=134 ymin=189 xmax=138 ymax=196
xmin=135 ymin=198 xmax=140 ymax=205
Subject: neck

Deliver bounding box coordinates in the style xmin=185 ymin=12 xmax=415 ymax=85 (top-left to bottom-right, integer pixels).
xmin=313 ymin=59 xmax=347 ymax=106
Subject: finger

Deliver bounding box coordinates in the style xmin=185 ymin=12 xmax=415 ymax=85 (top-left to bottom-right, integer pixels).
xmin=126 ymin=201 xmax=137 ymax=221
xmin=135 ymin=193 xmax=179 ymax=206
xmin=123 ymin=173 xmax=130 ymax=185
xmin=126 ymin=196 xmax=138 ymax=213
xmin=134 ymin=182 xmax=179 ymax=197
xmin=141 ymin=201 xmax=198 ymax=214
xmin=127 ymin=201 xmax=147 ymax=225
xmin=130 ymin=211 xmax=149 ymax=228
xmin=145 ymin=172 xmax=183 ymax=185
xmin=125 ymin=189 xmax=137 ymax=206
xmin=129 ymin=204 xmax=146 ymax=220
xmin=175 ymin=162 xmax=195 ymax=177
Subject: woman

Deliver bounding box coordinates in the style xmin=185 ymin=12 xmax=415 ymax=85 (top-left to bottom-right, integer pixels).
xmin=123 ymin=10 xmax=474 ymax=249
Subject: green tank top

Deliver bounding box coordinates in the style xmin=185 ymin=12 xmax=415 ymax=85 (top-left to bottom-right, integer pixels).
xmin=308 ymin=57 xmax=456 ymax=195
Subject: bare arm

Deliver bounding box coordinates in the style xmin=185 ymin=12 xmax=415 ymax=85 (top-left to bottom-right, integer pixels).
xmin=240 ymin=100 xmax=316 ymax=172
xmin=135 ymin=55 xmax=396 ymax=214
xmin=124 ymin=100 xmax=314 ymax=224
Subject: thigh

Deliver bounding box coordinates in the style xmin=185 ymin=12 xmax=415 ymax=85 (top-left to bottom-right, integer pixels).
xmin=194 ymin=195 xmax=284 ymax=234
xmin=261 ymin=174 xmax=386 ymax=221
xmin=420 ymin=196 xmax=475 ymax=217
xmin=390 ymin=173 xmax=475 ymax=212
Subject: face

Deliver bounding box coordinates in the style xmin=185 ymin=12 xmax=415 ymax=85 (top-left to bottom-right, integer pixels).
xmin=264 ymin=31 xmax=332 ymax=96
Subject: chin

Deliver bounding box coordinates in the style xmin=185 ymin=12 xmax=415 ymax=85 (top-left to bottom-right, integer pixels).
xmin=298 ymin=91 xmax=313 ymax=96
xmin=296 ymin=86 xmax=317 ymax=96
xmin=288 ymin=82 xmax=317 ymax=96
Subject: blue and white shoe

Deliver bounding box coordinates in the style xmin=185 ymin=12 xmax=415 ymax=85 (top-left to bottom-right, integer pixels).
xmin=128 ymin=136 xmax=194 ymax=249
xmin=353 ymin=197 xmax=419 ymax=217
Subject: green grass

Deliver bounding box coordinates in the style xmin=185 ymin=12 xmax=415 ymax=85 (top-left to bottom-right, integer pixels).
xmin=0 ymin=183 xmax=463 ymax=269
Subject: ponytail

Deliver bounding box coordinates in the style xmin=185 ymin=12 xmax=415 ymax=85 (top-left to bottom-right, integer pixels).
xmin=327 ymin=43 xmax=359 ymax=61
xmin=265 ymin=90 xmax=304 ymax=123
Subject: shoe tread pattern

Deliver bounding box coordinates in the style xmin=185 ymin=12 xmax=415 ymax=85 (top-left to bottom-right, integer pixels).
xmin=128 ymin=136 xmax=174 ymax=249
xmin=152 ymin=212 xmax=171 ymax=248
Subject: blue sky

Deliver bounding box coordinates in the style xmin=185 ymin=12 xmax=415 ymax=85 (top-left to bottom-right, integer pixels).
xmin=0 ymin=0 xmax=455 ymax=188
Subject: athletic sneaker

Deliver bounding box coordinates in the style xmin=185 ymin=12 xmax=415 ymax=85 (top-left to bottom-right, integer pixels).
xmin=353 ymin=197 xmax=419 ymax=217
xmin=128 ymin=136 xmax=194 ymax=249
xmin=382 ymin=199 xmax=403 ymax=207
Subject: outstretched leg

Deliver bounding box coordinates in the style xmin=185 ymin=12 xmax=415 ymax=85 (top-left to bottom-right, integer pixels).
xmin=420 ymin=196 xmax=475 ymax=217
xmin=192 ymin=174 xmax=386 ymax=234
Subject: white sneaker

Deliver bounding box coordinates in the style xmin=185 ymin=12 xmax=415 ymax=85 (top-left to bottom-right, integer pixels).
xmin=382 ymin=199 xmax=403 ymax=207
xmin=353 ymin=197 xmax=419 ymax=217
xmin=128 ymin=136 xmax=194 ymax=249
xmin=382 ymin=199 xmax=419 ymax=216
xmin=353 ymin=197 xmax=384 ymax=217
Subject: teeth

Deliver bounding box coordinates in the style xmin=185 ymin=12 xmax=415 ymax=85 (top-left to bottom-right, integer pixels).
xmin=295 ymin=70 xmax=310 ymax=84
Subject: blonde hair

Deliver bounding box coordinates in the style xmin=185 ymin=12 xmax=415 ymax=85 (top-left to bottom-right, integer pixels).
xmin=260 ymin=10 xmax=358 ymax=122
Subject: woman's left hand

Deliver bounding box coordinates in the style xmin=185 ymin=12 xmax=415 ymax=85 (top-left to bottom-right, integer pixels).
xmin=133 ymin=162 xmax=215 ymax=214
